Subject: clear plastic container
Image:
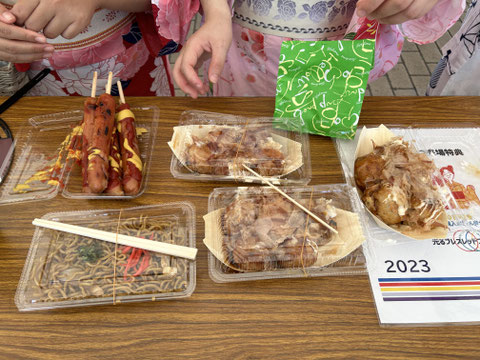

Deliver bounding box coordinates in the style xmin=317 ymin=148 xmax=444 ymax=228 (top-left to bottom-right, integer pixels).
xmin=15 ymin=202 xmax=196 ymax=311
xmin=335 ymin=124 xmax=479 ymax=243
xmin=204 ymin=184 xmax=369 ymax=282
xmin=0 ymin=106 xmax=158 ymax=206
xmin=169 ymin=110 xmax=311 ymax=185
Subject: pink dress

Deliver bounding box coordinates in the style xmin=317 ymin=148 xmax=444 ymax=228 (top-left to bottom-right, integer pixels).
xmin=1 ymin=1 xmax=179 ymax=96
xmin=154 ymin=0 xmax=466 ymax=97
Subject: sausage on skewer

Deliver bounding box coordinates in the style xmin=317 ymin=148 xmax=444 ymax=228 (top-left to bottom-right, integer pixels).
xmin=116 ymin=82 xmax=142 ymax=195
xmin=105 ymin=125 xmax=124 ymax=195
xmin=81 ymin=72 xmax=97 ymax=193
xmin=87 ymin=73 xmax=116 ymax=193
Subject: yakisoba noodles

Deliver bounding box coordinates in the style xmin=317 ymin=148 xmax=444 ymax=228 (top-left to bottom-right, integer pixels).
xmin=27 ymin=216 xmax=189 ymax=303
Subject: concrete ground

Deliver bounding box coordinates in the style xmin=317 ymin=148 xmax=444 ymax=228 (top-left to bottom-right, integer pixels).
xmin=170 ymin=11 xmax=467 ymax=97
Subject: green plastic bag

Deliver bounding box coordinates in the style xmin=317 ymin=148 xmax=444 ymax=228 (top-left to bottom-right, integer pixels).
xmin=274 ymin=38 xmax=375 ymax=139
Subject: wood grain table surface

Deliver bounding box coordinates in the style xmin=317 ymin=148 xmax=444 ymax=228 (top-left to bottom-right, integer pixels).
xmin=0 ymin=96 xmax=479 ymax=360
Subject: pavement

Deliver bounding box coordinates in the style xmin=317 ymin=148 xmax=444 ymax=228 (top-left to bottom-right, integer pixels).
xmin=170 ymin=12 xmax=466 ymax=97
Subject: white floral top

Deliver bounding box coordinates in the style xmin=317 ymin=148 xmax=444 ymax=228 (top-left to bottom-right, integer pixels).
xmin=234 ymin=0 xmax=357 ymax=38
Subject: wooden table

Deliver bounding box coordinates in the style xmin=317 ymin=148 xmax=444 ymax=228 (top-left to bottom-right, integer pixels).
xmin=0 ymin=96 xmax=479 ymax=359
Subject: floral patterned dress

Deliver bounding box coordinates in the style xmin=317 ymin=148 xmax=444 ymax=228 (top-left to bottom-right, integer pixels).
xmin=10 ymin=6 xmax=181 ymax=96
xmin=427 ymin=0 xmax=480 ymax=95
xmin=194 ymin=0 xmax=465 ymax=96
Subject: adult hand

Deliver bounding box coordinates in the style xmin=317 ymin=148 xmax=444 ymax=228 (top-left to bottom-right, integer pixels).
xmin=173 ymin=13 xmax=232 ymax=98
xmin=11 ymin=0 xmax=98 ymax=39
xmin=0 ymin=3 xmax=52 ymax=62
xmin=356 ymin=0 xmax=440 ymax=24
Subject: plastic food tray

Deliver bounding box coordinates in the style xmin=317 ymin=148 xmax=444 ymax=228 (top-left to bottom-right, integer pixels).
xmin=169 ymin=110 xmax=312 ymax=185
xmin=204 ymin=184 xmax=369 ymax=283
xmin=15 ymin=202 xmax=196 ymax=311
xmin=0 ymin=106 xmax=158 ymax=206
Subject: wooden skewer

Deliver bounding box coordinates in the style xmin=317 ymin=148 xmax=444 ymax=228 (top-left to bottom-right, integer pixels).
xmin=117 ymin=80 xmax=125 ymax=104
xmin=105 ymin=72 xmax=113 ymax=95
xmin=32 ymin=218 xmax=198 ymax=260
xmin=242 ymin=164 xmax=338 ymax=234
xmin=90 ymin=71 xmax=97 ymax=98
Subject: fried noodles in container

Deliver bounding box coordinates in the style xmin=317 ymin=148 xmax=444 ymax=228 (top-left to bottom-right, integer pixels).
xmin=15 ymin=203 xmax=196 ymax=311
xmin=168 ymin=110 xmax=311 ymax=185
xmin=203 ymin=184 xmax=369 ymax=282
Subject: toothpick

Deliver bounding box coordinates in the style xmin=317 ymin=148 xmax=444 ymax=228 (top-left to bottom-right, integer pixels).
xmin=106 ymin=72 xmax=113 ymax=95
xmin=117 ymin=80 xmax=125 ymax=104
xmin=90 ymin=71 xmax=97 ymax=98
xmin=242 ymin=164 xmax=338 ymax=234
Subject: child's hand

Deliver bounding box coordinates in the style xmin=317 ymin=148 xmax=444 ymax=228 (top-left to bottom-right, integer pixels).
xmin=11 ymin=0 xmax=98 ymax=39
xmin=356 ymin=0 xmax=439 ymax=24
xmin=0 ymin=3 xmax=53 ymax=62
xmin=173 ymin=9 xmax=232 ymax=98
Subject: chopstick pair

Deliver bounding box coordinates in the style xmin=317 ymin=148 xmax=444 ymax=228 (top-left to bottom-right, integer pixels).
xmin=32 ymin=218 xmax=198 ymax=260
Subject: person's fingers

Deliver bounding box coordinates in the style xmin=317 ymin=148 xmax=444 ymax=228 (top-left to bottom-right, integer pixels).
xmin=23 ymin=2 xmax=55 ymax=32
xmin=0 ymin=4 xmax=16 ymax=24
xmin=193 ymin=52 xmax=211 ymax=93
xmin=376 ymin=0 xmax=428 ymax=24
xmin=181 ymin=45 xmax=207 ymax=94
xmin=61 ymin=17 xmax=90 ymax=40
xmin=0 ymin=38 xmax=54 ymax=62
xmin=208 ymin=42 xmax=228 ymax=84
xmin=61 ymin=22 xmax=79 ymax=40
xmin=356 ymin=0 xmax=386 ymax=17
xmin=368 ymin=0 xmax=412 ymax=20
xmin=0 ymin=50 xmax=50 ymax=62
xmin=43 ymin=16 xmax=73 ymax=39
xmin=173 ymin=52 xmax=200 ymax=98
xmin=0 ymin=21 xmax=47 ymax=43
xmin=10 ymin=0 xmax=39 ymax=26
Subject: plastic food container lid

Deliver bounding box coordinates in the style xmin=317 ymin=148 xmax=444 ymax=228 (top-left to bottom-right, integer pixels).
xmin=169 ymin=110 xmax=312 ymax=185
xmin=0 ymin=106 xmax=158 ymax=206
xmin=15 ymin=202 xmax=196 ymax=311
xmin=203 ymin=184 xmax=369 ymax=283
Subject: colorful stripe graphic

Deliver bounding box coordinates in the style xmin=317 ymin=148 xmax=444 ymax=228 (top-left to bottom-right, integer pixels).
xmin=378 ymin=277 xmax=480 ymax=302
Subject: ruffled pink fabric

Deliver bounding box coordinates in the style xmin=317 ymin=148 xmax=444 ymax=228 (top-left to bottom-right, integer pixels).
xmin=368 ymin=23 xmax=404 ymax=82
xmin=151 ymin=0 xmax=200 ymax=44
xmin=399 ymin=0 xmax=466 ymax=45
xmin=34 ymin=22 xmax=132 ymax=71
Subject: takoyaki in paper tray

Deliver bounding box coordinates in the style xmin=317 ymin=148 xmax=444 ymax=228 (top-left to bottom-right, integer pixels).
xmin=168 ymin=110 xmax=311 ymax=185
xmin=203 ymin=184 xmax=370 ymax=282
xmin=335 ymin=124 xmax=480 ymax=244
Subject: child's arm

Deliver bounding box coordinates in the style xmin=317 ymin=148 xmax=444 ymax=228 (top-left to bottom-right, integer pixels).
xmin=0 ymin=4 xmax=52 ymax=62
xmin=172 ymin=0 xmax=232 ymax=98
xmin=356 ymin=0 xmax=440 ymax=24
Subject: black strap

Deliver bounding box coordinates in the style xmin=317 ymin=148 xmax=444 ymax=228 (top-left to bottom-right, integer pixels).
xmin=0 ymin=68 xmax=51 ymax=115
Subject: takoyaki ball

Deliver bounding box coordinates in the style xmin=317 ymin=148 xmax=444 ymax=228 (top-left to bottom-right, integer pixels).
xmin=407 ymin=195 xmax=442 ymax=227
xmin=354 ymin=153 xmax=385 ymax=191
xmin=362 ymin=185 xmax=379 ymax=214
xmin=373 ymin=184 xmax=408 ymax=225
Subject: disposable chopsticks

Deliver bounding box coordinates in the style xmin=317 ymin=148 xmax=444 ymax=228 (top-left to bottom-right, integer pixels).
xmin=241 ymin=164 xmax=338 ymax=234
xmin=32 ymin=218 xmax=198 ymax=260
